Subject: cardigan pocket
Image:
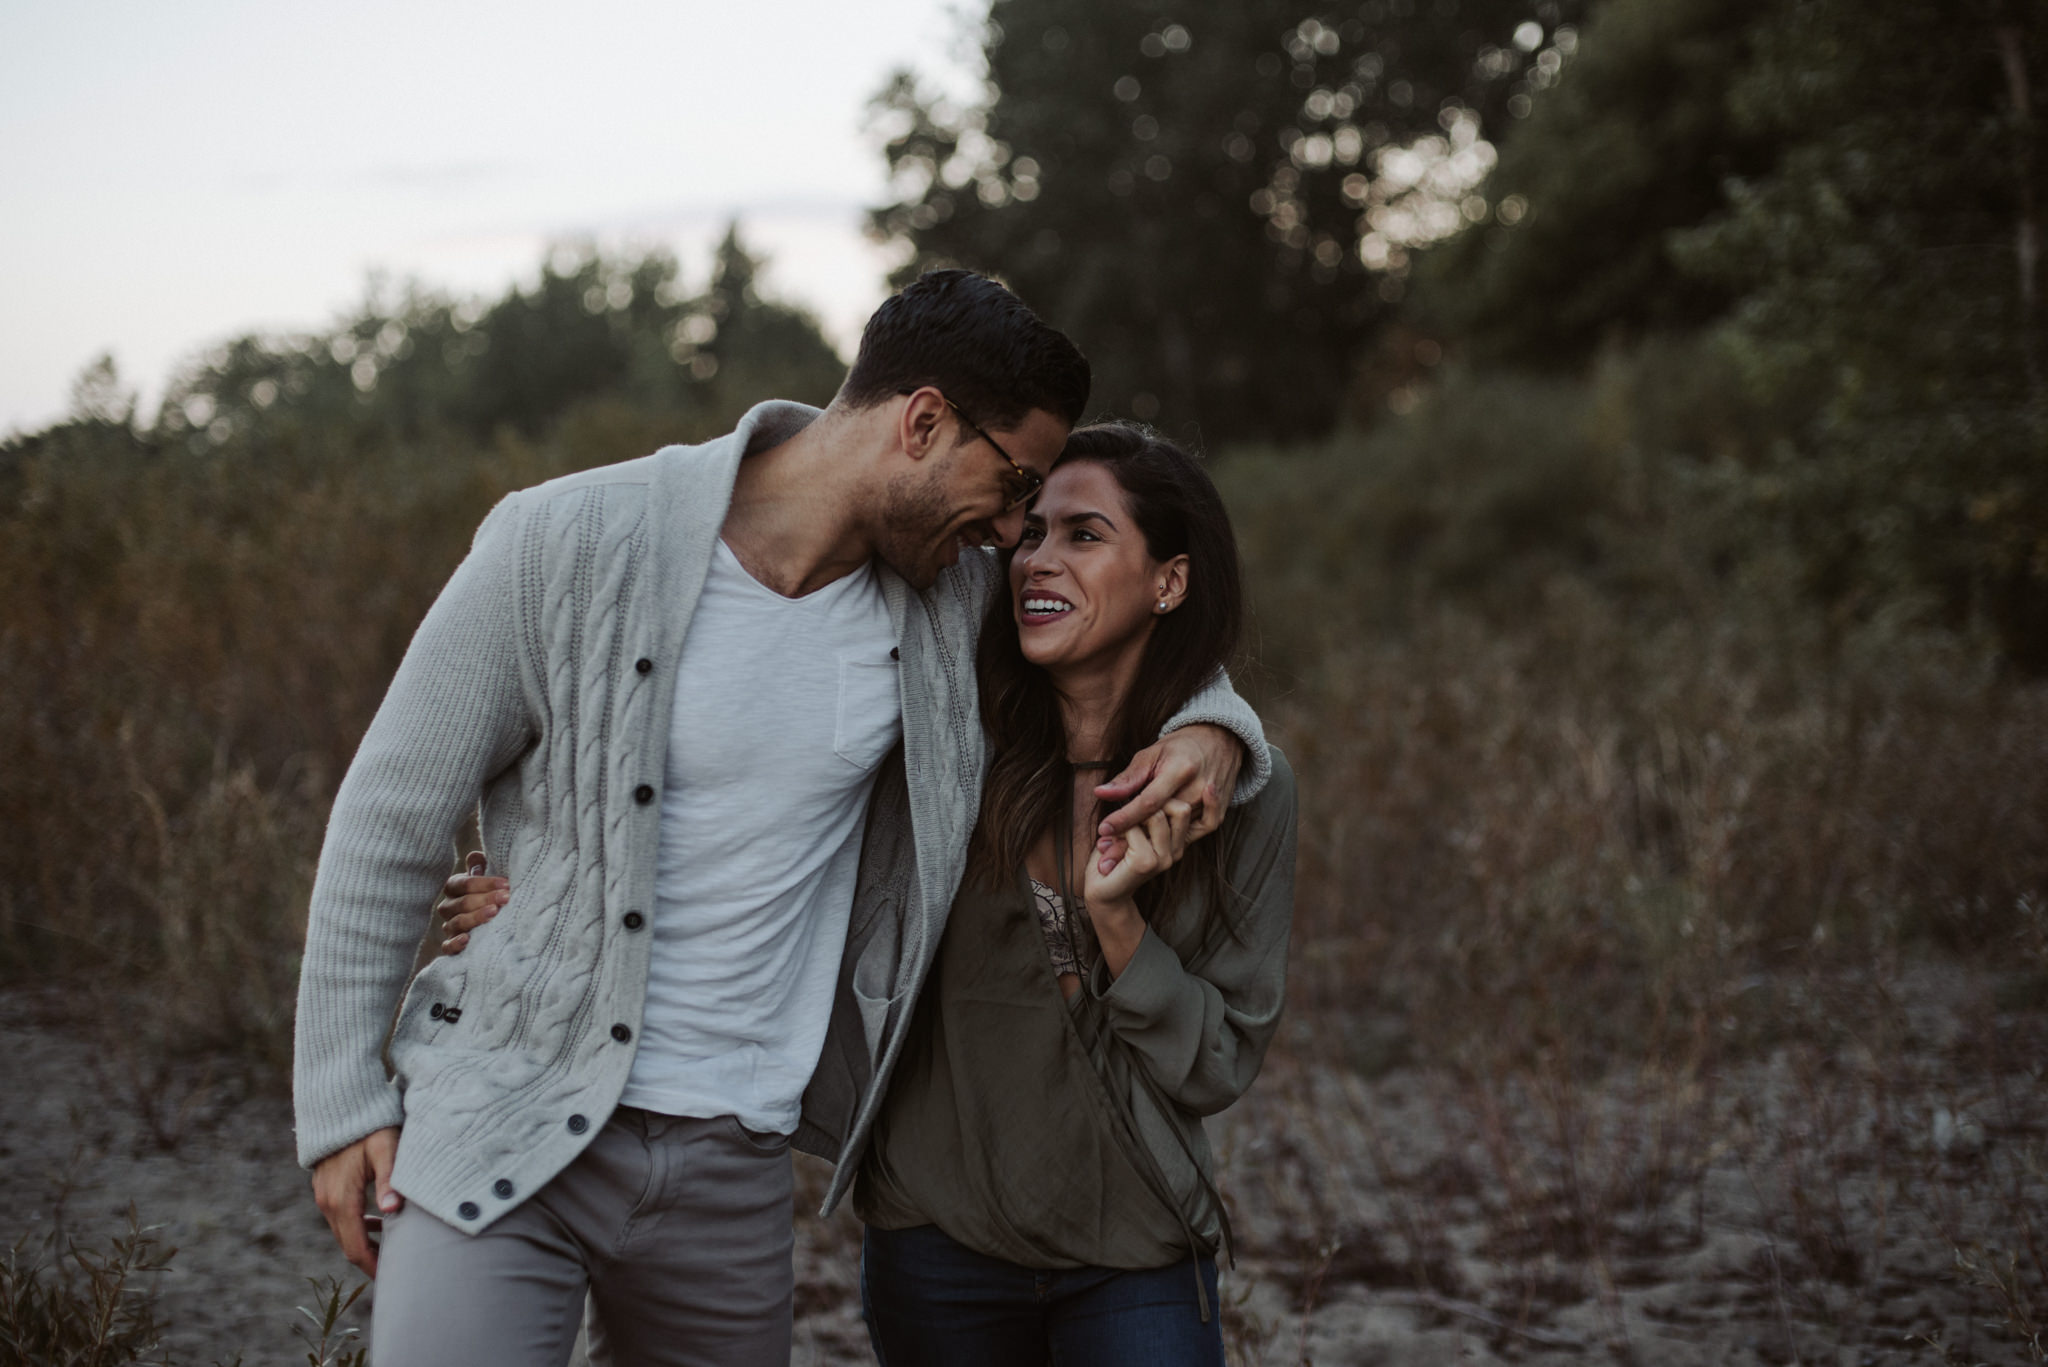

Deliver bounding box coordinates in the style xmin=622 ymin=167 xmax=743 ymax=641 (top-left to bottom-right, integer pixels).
xmin=389 ymin=958 xmax=470 ymax=1088
xmin=850 ymin=905 xmax=906 ymax=1062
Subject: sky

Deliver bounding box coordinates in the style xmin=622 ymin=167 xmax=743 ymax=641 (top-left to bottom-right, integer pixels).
xmin=0 ymin=0 xmax=971 ymax=435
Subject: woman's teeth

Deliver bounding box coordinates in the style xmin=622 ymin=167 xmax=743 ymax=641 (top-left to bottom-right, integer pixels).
xmin=1023 ymin=597 xmax=1072 ymax=615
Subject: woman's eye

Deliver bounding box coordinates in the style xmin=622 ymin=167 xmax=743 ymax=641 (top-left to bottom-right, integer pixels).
xmin=1073 ymin=529 xmax=1099 ymax=543
xmin=1020 ymin=526 xmax=1045 ymax=543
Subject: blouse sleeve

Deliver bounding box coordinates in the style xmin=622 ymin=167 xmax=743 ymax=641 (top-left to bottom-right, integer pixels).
xmin=1085 ymin=749 xmax=1298 ymax=1116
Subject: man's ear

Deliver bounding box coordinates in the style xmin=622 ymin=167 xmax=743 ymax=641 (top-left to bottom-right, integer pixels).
xmin=898 ymin=387 xmax=950 ymax=464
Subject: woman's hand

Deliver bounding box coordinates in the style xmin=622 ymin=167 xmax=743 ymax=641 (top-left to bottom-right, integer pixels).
xmin=1084 ymin=799 xmax=1195 ymax=978
xmin=436 ymin=851 xmax=508 ymax=954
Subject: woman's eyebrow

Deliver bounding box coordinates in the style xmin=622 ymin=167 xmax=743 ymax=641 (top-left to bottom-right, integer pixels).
xmin=1061 ymin=510 xmax=1116 ymax=530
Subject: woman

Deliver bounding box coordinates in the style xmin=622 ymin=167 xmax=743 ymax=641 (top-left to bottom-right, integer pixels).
xmin=439 ymin=422 xmax=1297 ymax=1364
xmin=851 ymin=422 xmax=1296 ymax=1365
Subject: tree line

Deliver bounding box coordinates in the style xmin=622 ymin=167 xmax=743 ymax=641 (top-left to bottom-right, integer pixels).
xmin=10 ymin=0 xmax=2045 ymax=669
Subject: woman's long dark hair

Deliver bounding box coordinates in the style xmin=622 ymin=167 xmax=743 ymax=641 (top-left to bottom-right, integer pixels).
xmin=968 ymin=421 xmax=1247 ymax=952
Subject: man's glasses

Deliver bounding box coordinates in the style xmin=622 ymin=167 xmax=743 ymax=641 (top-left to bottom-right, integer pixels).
xmin=901 ymin=389 xmax=1045 ymax=511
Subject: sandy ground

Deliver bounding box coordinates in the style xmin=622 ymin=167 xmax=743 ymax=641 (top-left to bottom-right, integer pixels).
xmin=3 ymin=966 xmax=2042 ymax=1364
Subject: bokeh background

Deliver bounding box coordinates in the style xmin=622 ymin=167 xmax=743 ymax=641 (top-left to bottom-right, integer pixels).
xmin=4 ymin=1 xmax=2046 ymax=1363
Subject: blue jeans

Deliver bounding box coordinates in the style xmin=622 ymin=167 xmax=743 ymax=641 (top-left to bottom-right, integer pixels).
xmin=860 ymin=1224 xmax=1223 ymax=1367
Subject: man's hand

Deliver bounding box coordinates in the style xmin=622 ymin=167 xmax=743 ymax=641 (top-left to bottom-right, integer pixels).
xmin=437 ymin=851 xmax=507 ymax=954
xmin=1092 ymin=723 xmax=1244 ymax=874
xmin=311 ymin=1126 xmax=401 ymax=1277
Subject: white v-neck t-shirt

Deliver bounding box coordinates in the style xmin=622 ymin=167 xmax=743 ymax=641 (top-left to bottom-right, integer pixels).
xmin=618 ymin=539 xmax=902 ymax=1133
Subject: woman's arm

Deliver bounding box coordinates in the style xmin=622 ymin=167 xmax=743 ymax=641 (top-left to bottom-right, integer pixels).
xmin=1084 ymin=750 xmax=1298 ymax=1117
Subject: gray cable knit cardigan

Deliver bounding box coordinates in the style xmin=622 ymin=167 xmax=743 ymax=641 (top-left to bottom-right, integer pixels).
xmin=292 ymin=401 xmax=1271 ymax=1234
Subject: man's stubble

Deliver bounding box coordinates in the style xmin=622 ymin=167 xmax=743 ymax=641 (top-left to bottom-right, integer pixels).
xmin=872 ymin=460 xmax=967 ymax=591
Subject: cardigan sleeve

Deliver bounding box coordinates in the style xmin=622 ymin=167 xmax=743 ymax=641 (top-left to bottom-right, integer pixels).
xmin=1086 ymin=749 xmax=1298 ymax=1116
xmin=1161 ymin=670 xmax=1271 ymax=806
xmin=292 ymin=495 xmax=535 ymax=1168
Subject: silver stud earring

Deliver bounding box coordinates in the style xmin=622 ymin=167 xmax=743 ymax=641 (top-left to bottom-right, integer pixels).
xmin=1157 ymin=598 xmax=1169 ymax=612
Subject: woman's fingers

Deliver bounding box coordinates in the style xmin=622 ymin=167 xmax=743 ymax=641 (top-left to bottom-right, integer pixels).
xmin=437 ymin=865 xmax=511 ymax=956
xmin=440 ymin=871 xmax=507 ymax=901
xmin=1117 ymin=822 xmax=1160 ymax=883
xmin=435 ymin=887 xmax=507 ymax=936
xmin=1102 ymin=817 xmax=1182 ymax=896
xmin=443 ymin=906 xmax=494 ymax=935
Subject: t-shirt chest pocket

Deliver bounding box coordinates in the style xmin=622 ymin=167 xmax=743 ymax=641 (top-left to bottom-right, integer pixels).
xmin=834 ymin=656 xmax=903 ymax=770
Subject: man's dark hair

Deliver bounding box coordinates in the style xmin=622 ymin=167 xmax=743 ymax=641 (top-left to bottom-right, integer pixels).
xmin=838 ymin=269 xmax=1090 ymax=430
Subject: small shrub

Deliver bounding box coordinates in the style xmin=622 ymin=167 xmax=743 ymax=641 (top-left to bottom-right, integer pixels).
xmin=0 ymin=1210 xmax=174 ymax=1367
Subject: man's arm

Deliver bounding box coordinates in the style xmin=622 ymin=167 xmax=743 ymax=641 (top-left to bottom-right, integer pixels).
xmin=1090 ymin=670 xmax=1269 ymax=863
xmin=293 ymin=496 xmax=530 ymax=1171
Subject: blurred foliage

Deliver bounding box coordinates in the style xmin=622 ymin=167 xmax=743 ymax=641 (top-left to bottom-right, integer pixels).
xmin=123 ymin=225 xmax=844 ymax=453
xmin=1672 ymin=0 xmax=2048 ymax=670
xmin=875 ymin=0 xmax=2048 ymax=669
xmin=1416 ymin=0 xmax=1781 ymax=363
xmin=1423 ymin=0 xmax=2048 ymax=668
xmin=869 ymin=0 xmax=1587 ymax=442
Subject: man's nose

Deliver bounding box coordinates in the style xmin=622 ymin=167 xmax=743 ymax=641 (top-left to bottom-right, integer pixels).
xmin=988 ymin=504 xmax=1029 ymax=548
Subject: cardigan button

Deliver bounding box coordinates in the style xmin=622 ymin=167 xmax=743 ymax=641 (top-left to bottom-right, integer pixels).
xmin=634 ymin=785 xmax=655 ymax=804
xmin=611 ymin=1023 xmax=633 ymax=1043
xmin=635 ymin=658 xmax=653 ymax=674
xmin=457 ymin=1201 xmax=480 ymax=1221
xmin=622 ymin=911 xmax=645 ymax=930
xmin=493 ymin=1179 xmax=515 ymax=1199
xmin=567 ymin=1113 xmax=589 ymax=1134
xmin=429 ymin=1002 xmax=445 ymax=1020
xmin=889 ymin=646 xmax=900 ymax=661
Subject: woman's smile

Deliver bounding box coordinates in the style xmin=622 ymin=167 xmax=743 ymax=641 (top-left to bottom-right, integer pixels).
xmin=1019 ymin=589 xmax=1074 ymax=622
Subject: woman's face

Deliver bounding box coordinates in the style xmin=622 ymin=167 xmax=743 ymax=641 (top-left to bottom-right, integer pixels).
xmin=1010 ymin=460 xmax=1187 ymax=677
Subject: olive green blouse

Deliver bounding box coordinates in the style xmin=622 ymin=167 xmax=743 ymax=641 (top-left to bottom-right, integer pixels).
xmin=854 ymin=750 xmax=1298 ymax=1271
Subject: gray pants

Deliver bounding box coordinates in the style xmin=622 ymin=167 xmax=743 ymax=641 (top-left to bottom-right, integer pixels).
xmin=370 ymin=1108 xmax=794 ymax=1367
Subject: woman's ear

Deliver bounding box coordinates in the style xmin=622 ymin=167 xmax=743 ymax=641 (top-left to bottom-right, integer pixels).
xmin=1155 ymin=555 xmax=1191 ymax=613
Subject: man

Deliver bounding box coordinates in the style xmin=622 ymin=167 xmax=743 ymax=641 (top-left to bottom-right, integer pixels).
xmin=293 ymin=270 xmax=1269 ymax=1366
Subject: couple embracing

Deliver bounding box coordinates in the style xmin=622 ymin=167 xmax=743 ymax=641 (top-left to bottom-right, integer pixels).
xmin=293 ymin=269 xmax=1299 ymax=1366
